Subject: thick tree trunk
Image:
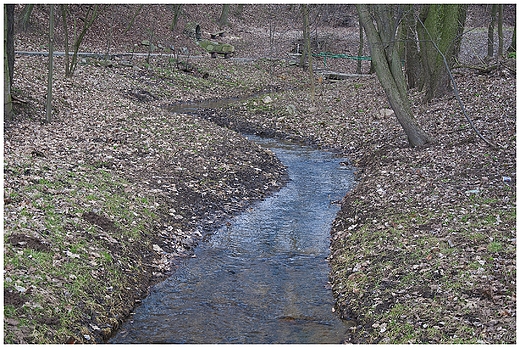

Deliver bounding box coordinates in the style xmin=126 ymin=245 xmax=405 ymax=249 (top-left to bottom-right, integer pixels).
xmin=219 ymin=4 xmax=230 ymax=27
xmin=372 ymin=4 xmax=408 ymax=101
xmin=417 ymin=4 xmax=467 ymax=102
xmin=357 ymin=4 xmax=431 ymax=148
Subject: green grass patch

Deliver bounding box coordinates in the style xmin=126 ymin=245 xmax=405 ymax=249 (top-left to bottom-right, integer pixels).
xmin=4 ymin=159 xmax=160 ymax=343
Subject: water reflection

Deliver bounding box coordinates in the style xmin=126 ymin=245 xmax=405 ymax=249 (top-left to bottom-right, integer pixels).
xmin=110 ymin=135 xmax=355 ymax=344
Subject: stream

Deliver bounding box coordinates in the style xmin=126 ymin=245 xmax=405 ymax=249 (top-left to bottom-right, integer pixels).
xmin=110 ymin=135 xmax=355 ymax=343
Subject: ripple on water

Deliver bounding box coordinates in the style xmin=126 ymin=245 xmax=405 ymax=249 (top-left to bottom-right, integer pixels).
xmin=110 ymin=135 xmax=355 ymax=344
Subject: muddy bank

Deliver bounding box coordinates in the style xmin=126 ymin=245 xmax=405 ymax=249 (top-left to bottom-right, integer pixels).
xmin=3 ymin=57 xmax=292 ymax=343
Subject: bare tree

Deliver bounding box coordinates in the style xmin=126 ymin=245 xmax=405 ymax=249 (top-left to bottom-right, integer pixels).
xmin=46 ymin=4 xmax=55 ymax=123
xmin=487 ymin=4 xmax=498 ymax=58
xmin=235 ymin=4 xmax=244 ymax=18
xmin=124 ymin=4 xmax=143 ymax=34
xmin=299 ymin=5 xmax=309 ymax=70
xmin=357 ymin=16 xmax=364 ymax=74
xmin=60 ymin=5 xmax=69 ymax=74
xmin=507 ymin=23 xmax=516 ymax=53
xmin=357 ymin=4 xmax=431 ymax=147
xmin=170 ymin=4 xmax=183 ymax=31
xmin=4 ymin=5 xmax=14 ymax=121
xmin=6 ymin=4 xmax=14 ymax=87
xmin=498 ymin=4 xmax=504 ymax=57
xmin=301 ymin=4 xmax=315 ymax=102
xmin=19 ymin=4 xmax=34 ymax=31
xmin=401 ymin=5 xmax=422 ymax=90
xmin=104 ymin=5 xmax=115 ymax=60
xmin=4 ymin=48 xmax=13 ymax=121
xmin=61 ymin=4 xmax=100 ymax=77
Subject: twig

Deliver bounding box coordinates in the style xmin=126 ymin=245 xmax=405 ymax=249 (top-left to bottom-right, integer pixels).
xmin=11 ymin=95 xmax=27 ymax=104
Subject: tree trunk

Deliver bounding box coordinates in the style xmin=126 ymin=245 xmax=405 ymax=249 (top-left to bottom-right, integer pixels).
xmin=4 ymin=46 xmax=13 ymax=121
xmin=299 ymin=5 xmax=308 ymax=70
xmin=498 ymin=4 xmax=504 ymax=57
xmin=452 ymin=5 xmax=467 ymax=60
xmin=4 ymin=5 xmax=13 ymax=121
xmin=403 ymin=6 xmax=422 ymax=90
xmin=507 ymin=23 xmax=516 ymax=53
xmin=65 ymin=4 xmax=100 ymax=77
xmin=488 ymin=4 xmax=498 ymax=58
xmin=61 ymin=5 xmax=70 ymax=76
xmin=301 ymin=4 xmax=315 ymax=101
xmin=104 ymin=5 xmax=114 ymax=60
xmin=124 ymin=4 xmax=143 ymax=34
xmin=357 ymin=17 xmax=363 ymax=74
xmin=6 ymin=4 xmax=14 ymax=87
xmin=357 ymin=4 xmax=431 ymax=147
xmin=170 ymin=4 xmax=182 ymax=31
xmin=46 ymin=4 xmax=54 ymax=123
xmin=372 ymin=4 xmax=408 ymax=100
xmin=19 ymin=4 xmax=34 ymax=31
xmin=235 ymin=4 xmax=244 ymax=18
xmin=417 ymin=4 xmax=467 ymax=102
xmin=267 ymin=5 xmax=276 ymax=64
xmin=219 ymin=4 xmax=230 ymax=27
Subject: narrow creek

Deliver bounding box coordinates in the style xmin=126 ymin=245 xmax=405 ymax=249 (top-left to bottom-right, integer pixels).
xmin=110 ymin=133 xmax=355 ymax=343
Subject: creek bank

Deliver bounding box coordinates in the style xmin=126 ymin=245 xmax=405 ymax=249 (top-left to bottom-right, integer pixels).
xmin=205 ymin=68 xmax=516 ymax=343
xmin=7 ymin=4 xmax=515 ymax=344
xmin=3 ymin=57 xmax=294 ymax=344
xmin=110 ymin=136 xmax=355 ymax=344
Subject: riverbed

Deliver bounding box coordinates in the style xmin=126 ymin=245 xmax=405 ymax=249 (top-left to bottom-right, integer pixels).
xmin=110 ymin=135 xmax=355 ymax=343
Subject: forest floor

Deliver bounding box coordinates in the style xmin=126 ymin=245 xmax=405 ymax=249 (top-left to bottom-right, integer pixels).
xmin=4 ymin=4 xmax=517 ymax=344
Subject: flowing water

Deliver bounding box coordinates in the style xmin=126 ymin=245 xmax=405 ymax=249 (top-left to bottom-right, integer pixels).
xmin=110 ymin=135 xmax=355 ymax=344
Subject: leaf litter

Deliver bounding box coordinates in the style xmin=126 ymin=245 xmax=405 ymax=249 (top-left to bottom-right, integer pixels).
xmin=4 ymin=55 xmax=291 ymax=343
xmin=4 ymin=4 xmax=516 ymax=344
